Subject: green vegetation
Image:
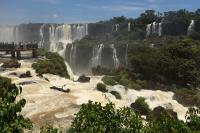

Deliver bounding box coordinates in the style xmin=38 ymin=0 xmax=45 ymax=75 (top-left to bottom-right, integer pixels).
xmin=77 ymin=75 xmax=90 ymax=83
xmin=32 ymin=52 xmax=69 ymax=78
xmin=70 ymin=101 xmax=143 ymax=132
xmin=92 ymin=66 xmax=115 ymax=76
xmin=110 ymin=91 xmax=121 ymax=99
xmin=131 ymin=97 xmax=151 ymax=115
xmin=96 ymin=83 xmax=107 ymax=92
xmin=102 ymin=76 xmax=116 ymax=86
xmin=70 ymin=100 xmax=200 ymax=133
xmin=0 ymin=76 xmax=11 ymax=96
xmin=0 ymin=84 xmax=33 ymax=132
xmin=2 ymin=59 xmax=21 ymax=68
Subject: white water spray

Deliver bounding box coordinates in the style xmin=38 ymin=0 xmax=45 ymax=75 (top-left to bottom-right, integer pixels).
xmin=111 ymin=44 xmax=120 ymax=69
xmin=0 ymin=26 xmax=15 ymax=42
xmin=91 ymin=44 xmax=104 ymax=67
xmin=188 ymin=20 xmax=195 ymax=35
xmin=39 ymin=24 xmax=45 ymax=48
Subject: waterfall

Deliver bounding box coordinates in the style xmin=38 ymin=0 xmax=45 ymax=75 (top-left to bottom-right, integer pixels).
xmin=146 ymin=22 xmax=162 ymax=37
xmin=188 ymin=20 xmax=195 ymax=35
xmin=115 ymin=24 xmax=119 ymax=32
xmin=158 ymin=23 xmax=162 ymax=36
xmin=48 ymin=23 xmax=88 ymax=78
xmin=91 ymin=44 xmax=104 ymax=67
xmin=70 ymin=43 xmax=77 ymax=69
xmin=146 ymin=24 xmax=152 ymax=37
xmin=128 ymin=22 xmax=131 ymax=32
xmin=111 ymin=44 xmax=120 ymax=69
xmin=0 ymin=26 xmax=15 ymax=42
xmin=125 ymin=44 xmax=129 ymax=68
xmin=39 ymin=24 xmax=45 ymax=48
xmin=152 ymin=22 xmax=157 ymax=34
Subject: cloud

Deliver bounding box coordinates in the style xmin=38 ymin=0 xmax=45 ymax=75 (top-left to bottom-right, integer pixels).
xmin=32 ymin=0 xmax=61 ymax=4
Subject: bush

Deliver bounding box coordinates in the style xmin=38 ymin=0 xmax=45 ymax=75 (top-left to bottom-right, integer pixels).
xmin=32 ymin=52 xmax=69 ymax=78
xmin=92 ymin=66 xmax=115 ymax=76
xmin=37 ymin=48 xmax=47 ymax=56
xmin=70 ymin=101 xmax=143 ymax=132
xmin=96 ymin=83 xmax=107 ymax=92
xmin=19 ymin=71 xmax=32 ymax=78
xmin=128 ymin=81 xmax=142 ymax=90
xmin=77 ymin=75 xmax=90 ymax=83
xmin=0 ymin=76 xmax=11 ymax=96
xmin=130 ymin=97 xmax=151 ymax=115
xmin=119 ymin=78 xmax=129 ymax=87
xmin=102 ymin=76 xmax=117 ymax=86
xmin=0 ymin=84 xmax=33 ymax=132
xmin=2 ymin=59 xmax=21 ymax=68
xmin=110 ymin=91 xmax=121 ymax=99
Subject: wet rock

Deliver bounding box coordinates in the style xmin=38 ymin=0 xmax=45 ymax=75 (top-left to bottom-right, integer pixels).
xmin=2 ymin=59 xmax=21 ymax=68
xmin=50 ymin=86 xmax=70 ymax=93
xmin=19 ymin=71 xmax=32 ymax=78
xmin=18 ymin=81 xmax=36 ymax=85
xmin=150 ymin=106 xmax=178 ymax=120
xmin=77 ymin=75 xmax=90 ymax=83
xmin=8 ymin=72 xmax=17 ymax=76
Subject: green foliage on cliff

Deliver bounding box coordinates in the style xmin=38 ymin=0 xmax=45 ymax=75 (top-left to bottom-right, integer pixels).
xmin=129 ymin=37 xmax=200 ymax=88
xmin=32 ymin=52 xmax=69 ymax=78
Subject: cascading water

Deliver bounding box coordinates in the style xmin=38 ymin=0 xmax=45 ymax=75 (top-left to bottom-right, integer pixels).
xmin=188 ymin=20 xmax=195 ymax=35
xmin=125 ymin=44 xmax=129 ymax=68
xmin=146 ymin=24 xmax=152 ymax=37
xmin=0 ymin=26 xmax=15 ymax=42
xmin=115 ymin=24 xmax=119 ymax=32
xmin=158 ymin=23 xmax=162 ymax=36
xmin=146 ymin=22 xmax=162 ymax=37
xmin=111 ymin=44 xmax=120 ymax=69
xmin=70 ymin=43 xmax=77 ymax=69
xmin=48 ymin=24 xmax=88 ymax=78
xmin=90 ymin=44 xmax=104 ymax=67
xmin=39 ymin=24 xmax=45 ymax=48
xmin=152 ymin=22 xmax=157 ymax=34
xmin=128 ymin=22 xmax=131 ymax=32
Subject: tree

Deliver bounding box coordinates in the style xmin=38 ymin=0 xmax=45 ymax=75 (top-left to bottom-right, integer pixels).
xmin=70 ymin=101 xmax=143 ymax=132
xmin=0 ymin=84 xmax=32 ymax=132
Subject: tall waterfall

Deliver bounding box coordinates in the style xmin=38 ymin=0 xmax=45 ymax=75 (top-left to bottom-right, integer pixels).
xmin=125 ymin=44 xmax=129 ymax=68
xmin=115 ymin=24 xmax=119 ymax=32
xmin=91 ymin=44 xmax=104 ymax=67
xmin=0 ymin=26 xmax=16 ymax=42
xmin=39 ymin=24 xmax=46 ymax=48
xmin=111 ymin=44 xmax=120 ymax=69
xmin=146 ymin=24 xmax=152 ymax=37
xmin=146 ymin=22 xmax=162 ymax=37
xmin=70 ymin=43 xmax=77 ymax=69
xmin=48 ymin=24 xmax=88 ymax=78
xmin=188 ymin=20 xmax=195 ymax=35
xmin=158 ymin=23 xmax=162 ymax=36
xmin=128 ymin=23 xmax=131 ymax=32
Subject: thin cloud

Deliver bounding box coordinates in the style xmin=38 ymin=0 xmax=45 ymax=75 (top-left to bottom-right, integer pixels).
xmin=32 ymin=0 xmax=61 ymax=4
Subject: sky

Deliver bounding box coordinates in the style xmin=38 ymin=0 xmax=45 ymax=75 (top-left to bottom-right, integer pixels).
xmin=0 ymin=0 xmax=199 ymax=25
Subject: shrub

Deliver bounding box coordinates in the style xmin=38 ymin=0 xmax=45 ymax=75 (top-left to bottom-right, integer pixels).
xmin=110 ymin=91 xmax=121 ymax=99
xmin=77 ymin=75 xmax=90 ymax=83
xmin=96 ymin=83 xmax=107 ymax=92
xmin=119 ymin=78 xmax=129 ymax=87
xmin=70 ymin=101 xmax=143 ymax=132
xmin=128 ymin=81 xmax=142 ymax=90
xmin=0 ymin=76 xmax=11 ymax=96
xmin=37 ymin=48 xmax=47 ymax=56
xmin=2 ymin=59 xmax=21 ymax=68
xmin=32 ymin=52 xmax=69 ymax=78
xmin=131 ymin=97 xmax=150 ymax=115
xmin=0 ymin=84 xmax=33 ymax=132
xmin=102 ymin=76 xmax=117 ymax=86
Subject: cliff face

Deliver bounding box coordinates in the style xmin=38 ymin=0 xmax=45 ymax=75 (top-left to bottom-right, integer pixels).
xmin=0 ymin=20 xmax=200 ymax=74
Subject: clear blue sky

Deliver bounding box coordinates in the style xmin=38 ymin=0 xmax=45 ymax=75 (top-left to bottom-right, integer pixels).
xmin=0 ymin=0 xmax=199 ymax=25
